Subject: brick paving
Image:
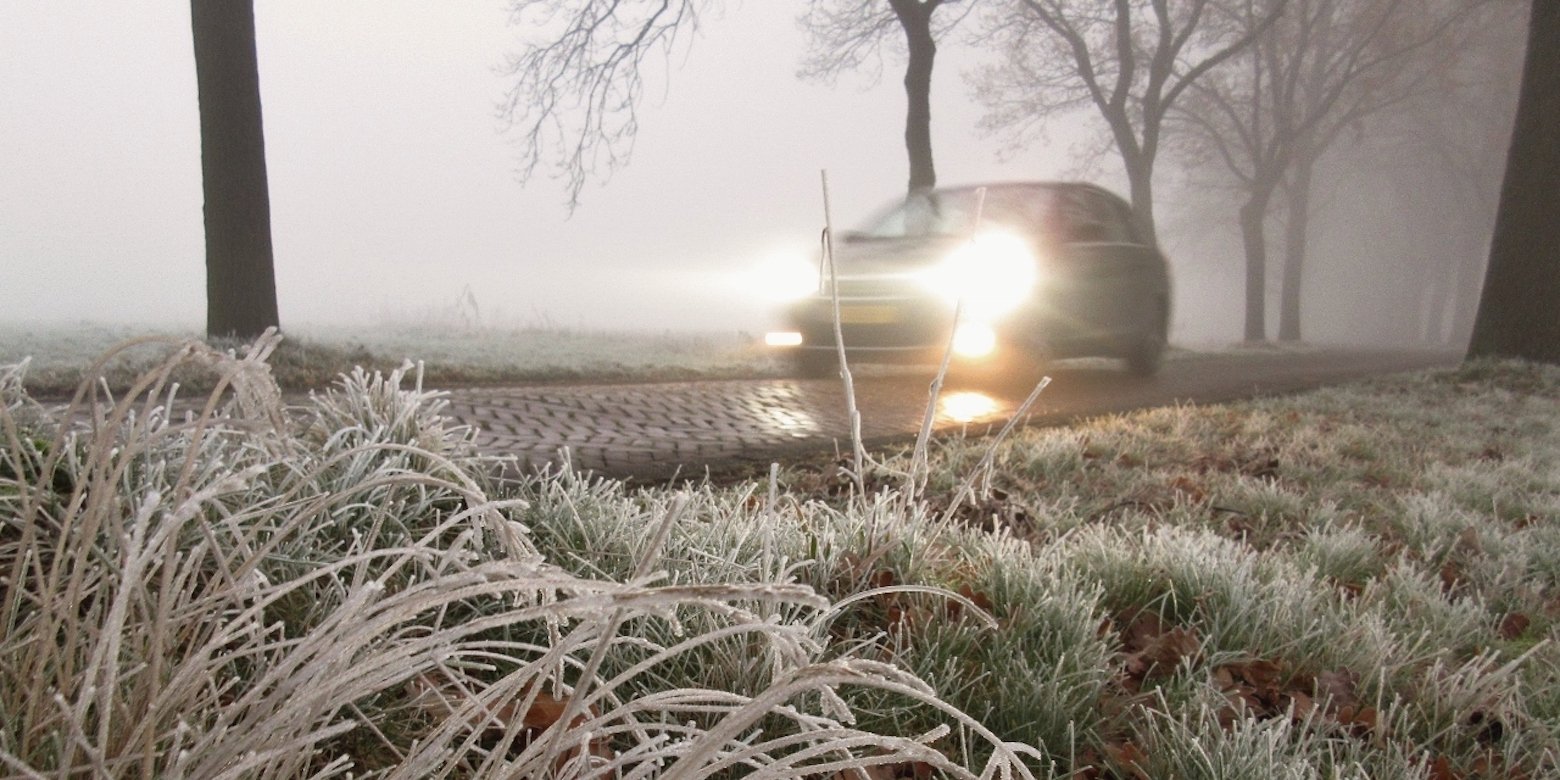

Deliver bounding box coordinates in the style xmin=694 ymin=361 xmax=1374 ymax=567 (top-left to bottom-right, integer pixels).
xmin=446 ymin=372 xmax=1014 ymax=481
xmin=442 ymin=349 xmax=1458 ymax=483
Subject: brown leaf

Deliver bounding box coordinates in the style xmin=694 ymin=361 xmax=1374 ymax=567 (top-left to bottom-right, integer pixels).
xmin=1286 ymin=691 xmax=1317 ymax=722
xmin=1229 ymin=659 xmax=1284 ymax=691
xmin=1104 ymin=741 xmax=1150 ymax=780
xmin=1142 ymin=626 xmax=1201 ymax=669
xmin=1456 ymin=526 xmax=1484 ymax=554
xmin=511 ymin=689 xmax=573 ymax=731
xmin=1426 ymin=754 xmax=1459 ymax=780
xmin=1440 ymin=561 xmax=1465 ymax=593
xmin=1312 ymin=669 xmax=1359 ymax=712
xmin=957 ymin=583 xmax=994 ymax=613
xmin=1169 ymin=475 xmax=1208 ymax=503
xmin=870 ymin=569 xmax=899 ymax=589
xmin=1336 ymin=705 xmax=1378 ymax=737
xmin=1498 ymin=612 xmax=1531 ymax=641
xmin=1211 ymin=665 xmax=1236 ymax=691
xmin=1067 ymin=748 xmax=1104 ymax=780
xmin=1469 ymin=710 xmax=1505 ymax=746
xmin=1121 ymin=610 xmax=1167 ymax=651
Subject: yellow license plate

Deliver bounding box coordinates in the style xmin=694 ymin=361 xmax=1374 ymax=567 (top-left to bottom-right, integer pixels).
xmin=838 ymin=305 xmax=900 ymax=324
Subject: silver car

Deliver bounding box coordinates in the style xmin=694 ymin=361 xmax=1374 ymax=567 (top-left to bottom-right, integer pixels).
xmin=767 ymin=182 xmax=1172 ymax=378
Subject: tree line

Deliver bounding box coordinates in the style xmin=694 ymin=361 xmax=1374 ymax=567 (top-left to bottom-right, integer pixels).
xmin=191 ymin=0 xmax=1555 ymax=364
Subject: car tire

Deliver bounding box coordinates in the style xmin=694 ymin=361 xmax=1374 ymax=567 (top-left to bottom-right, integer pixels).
xmin=1124 ymin=299 xmax=1168 ymax=377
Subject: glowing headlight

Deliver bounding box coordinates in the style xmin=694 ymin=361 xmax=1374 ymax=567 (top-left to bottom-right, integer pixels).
xmin=922 ymin=232 xmax=1037 ymax=315
xmin=764 ymin=331 xmax=803 ymax=347
xmin=755 ymin=252 xmax=819 ymax=301
xmin=951 ymin=322 xmax=997 ymax=358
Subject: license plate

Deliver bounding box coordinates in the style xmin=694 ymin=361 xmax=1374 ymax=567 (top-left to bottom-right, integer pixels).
xmin=838 ymin=305 xmax=900 ymax=324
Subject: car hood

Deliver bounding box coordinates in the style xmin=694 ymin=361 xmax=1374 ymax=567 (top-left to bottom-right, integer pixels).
xmin=829 ymin=235 xmax=964 ymax=278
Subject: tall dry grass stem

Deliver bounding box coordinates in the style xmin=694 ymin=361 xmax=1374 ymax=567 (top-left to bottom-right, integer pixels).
xmin=820 ymin=169 xmax=866 ymax=501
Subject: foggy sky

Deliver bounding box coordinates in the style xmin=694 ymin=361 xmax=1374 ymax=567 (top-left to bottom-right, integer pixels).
xmin=2 ymin=1 xmax=1103 ymax=333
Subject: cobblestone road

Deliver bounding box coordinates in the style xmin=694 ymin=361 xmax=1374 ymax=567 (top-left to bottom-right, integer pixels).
xmin=444 ymin=350 xmax=1457 ymax=483
xmin=447 ymin=371 xmax=1007 ymax=481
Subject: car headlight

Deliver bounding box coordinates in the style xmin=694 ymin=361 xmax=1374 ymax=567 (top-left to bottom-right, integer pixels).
xmin=921 ymin=231 xmax=1037 ymax=316
xmin=755 ymin=252 xmax=819 ymax=302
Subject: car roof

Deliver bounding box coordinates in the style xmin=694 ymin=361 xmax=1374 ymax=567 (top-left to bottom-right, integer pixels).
xmin=922 ymin=180 xmax=1122 ymax=199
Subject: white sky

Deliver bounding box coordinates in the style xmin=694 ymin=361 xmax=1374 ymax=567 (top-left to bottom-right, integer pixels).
xmin=1 ymin=0 xmax=1109 ymax=333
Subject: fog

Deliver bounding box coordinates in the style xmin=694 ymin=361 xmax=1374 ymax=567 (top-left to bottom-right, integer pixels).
xmin=1 ymin=1 xmax=1068 ymax=333
xmin=0 ymin=1 xmax=1520 ymax=347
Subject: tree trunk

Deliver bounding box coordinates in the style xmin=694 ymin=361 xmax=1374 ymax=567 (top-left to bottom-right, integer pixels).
xmin=191 ymin=0 xmax=279 ymax=339
xmin=1125 ymin=156 xmax=1158 ymax=246
xmin=1239 ymin=195 xmax=1272 ymax=343
xmin=890 ymin=0 xmax=938 ymax=193
xmin=1467 ymin=0 xmax=1560 ymax=363
xmin=1277 ymin=152 xmax=1314 ymax=343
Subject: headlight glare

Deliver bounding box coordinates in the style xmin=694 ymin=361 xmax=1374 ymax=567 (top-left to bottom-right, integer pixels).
xmin=951 ymin=322 xmax=997 ymax=358
xmin=923 ymin=232 xmax=1037 ymax=315
xmin=756 ymin=253 xmax=819 ymax=301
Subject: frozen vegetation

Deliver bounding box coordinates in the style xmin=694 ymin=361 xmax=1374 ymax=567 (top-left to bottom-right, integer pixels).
xmin=2 ymin=333 xmax=1557 ymax=777
xmin=0 ymin=322 xmax=784 ymax=397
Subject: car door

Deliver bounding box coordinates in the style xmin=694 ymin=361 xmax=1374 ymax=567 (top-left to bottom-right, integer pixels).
xmin=1049 ymin=187 xmax=1153 ymax=345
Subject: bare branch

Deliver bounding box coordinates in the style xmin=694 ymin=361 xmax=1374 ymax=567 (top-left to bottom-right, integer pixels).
xmin=498 ymin=0 xmax=714 ymax=211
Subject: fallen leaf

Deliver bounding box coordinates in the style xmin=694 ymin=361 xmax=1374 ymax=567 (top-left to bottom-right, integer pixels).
xmin=1469 ymin=710 xmax=1505 ymax=745
xmin=1104 ymin=741 xmax=1150 ymax=780
xmin=1312 ymin=669 xmax=1359 ymax=712
xmin=1426 ymin=754 xmax=1459 ymax=780
xmin=1440 ymin=561 xmax=1465 ymax=593
xmin=1498 ymin=612 xmax=1531 ymax=640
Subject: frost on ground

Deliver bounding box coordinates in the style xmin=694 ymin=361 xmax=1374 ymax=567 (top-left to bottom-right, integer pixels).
xmin=2 ymin=333 xmax=1558 ymax=778
xmin=0 ymin=322 xmax=784 ymax=397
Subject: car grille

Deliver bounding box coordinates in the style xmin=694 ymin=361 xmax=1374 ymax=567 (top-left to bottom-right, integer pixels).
xmin=795 ymin=297 xmax=950 ymax=349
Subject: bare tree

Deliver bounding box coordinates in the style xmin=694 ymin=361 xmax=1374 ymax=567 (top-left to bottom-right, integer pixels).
xmin=1467 ymin=0 xmax=1560 ymax=365
xmin=800 ymin=0 xmax=971 ymax=193
xmin=190 ymin=0 xmax=280 ymax=339
xmin=499 ymin=0 xmax=711 ymax=211
xmin=1174 ymin=0 xmax=1476 ymax=342
xmin=501 ymin=0 xmax=968 ymax=208
xmin=1362 ymin=4 xmax=1523 ymax=346
xmin=972 ymin=0 xmax=1278 ymax=245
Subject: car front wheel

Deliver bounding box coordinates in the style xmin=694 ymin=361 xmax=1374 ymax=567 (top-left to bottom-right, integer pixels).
xmin=1124 ymin=299 xmax=1168 ymax=377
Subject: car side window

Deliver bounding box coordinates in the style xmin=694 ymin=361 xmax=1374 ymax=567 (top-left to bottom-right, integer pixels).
xmin=1082 ymin=191 xmax=1137 ymax=244
xmin=1056 ymin=190 xmax=1116 ymax=244
xmin=1104 ymin=195 xmax=1146 ymax=245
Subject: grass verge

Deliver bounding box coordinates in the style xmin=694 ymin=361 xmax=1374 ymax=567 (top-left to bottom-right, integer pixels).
xmin=2 ymin=335 xmax=1556 ymax=778
xmin=0 ymin=322 xmax=785 ymax=398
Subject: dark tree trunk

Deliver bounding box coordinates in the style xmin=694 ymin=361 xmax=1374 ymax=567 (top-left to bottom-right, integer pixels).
xmin=1239 ymin=194 xmax=1271 ymax=343
xmin=1467 ymin=0 xmax=1560 ymax=364
xmin=1124 ymin=152 xmax=1158 ymax=246
xmin=890 ymin=0 xmax=938 ymax=193
xmin=1277 ymin=152 xmax=1314 ymax=343
xmin=191 ymin=0 xmax=279 ymax=339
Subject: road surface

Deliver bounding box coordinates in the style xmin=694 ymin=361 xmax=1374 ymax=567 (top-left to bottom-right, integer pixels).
xmin=445 ymin=349 xmax=1458 ymax=483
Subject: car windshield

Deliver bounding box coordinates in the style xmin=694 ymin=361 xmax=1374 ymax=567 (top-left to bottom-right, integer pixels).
xmin=852 ymin=186 xmax=1056 ymax=239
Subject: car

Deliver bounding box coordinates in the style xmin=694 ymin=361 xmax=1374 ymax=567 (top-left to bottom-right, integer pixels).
xmin=765 ymin=181 xmax=1171 ymax=379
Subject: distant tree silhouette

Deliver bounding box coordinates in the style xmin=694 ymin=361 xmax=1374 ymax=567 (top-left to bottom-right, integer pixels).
xmin=801 ymin=0 xmax=968 ymax=194
xmin=1467 ymin=0 xmax=1560 ymax=364
xmin=190 ymin=0 xmax=279 ymax=339
xmin=972 ymin=0 xmax=1280 ymax=246
xmin=500 ymin=0 xmax=965 ymax=206
xmin=1175 ymin=0 xmax=1478 ymax=343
